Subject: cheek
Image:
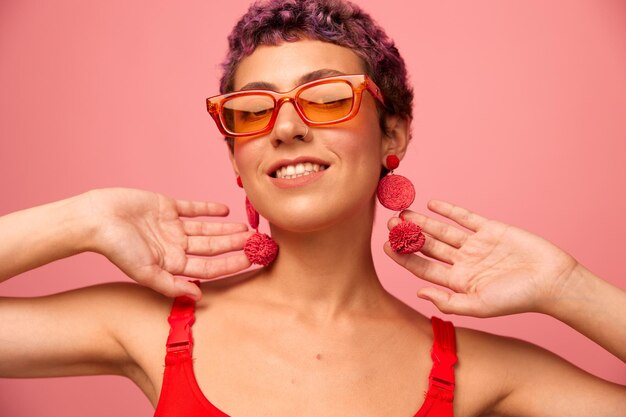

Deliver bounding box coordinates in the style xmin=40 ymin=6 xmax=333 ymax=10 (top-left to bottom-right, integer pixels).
xmin=337 ymin=111 xmax=384 ymax=172
xmin=233 ymin=140 xmax=263 ymax=177
xmin=326 ymin=124 xmax=383 ymax=208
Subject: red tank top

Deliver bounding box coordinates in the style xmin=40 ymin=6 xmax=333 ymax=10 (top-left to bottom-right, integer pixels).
xmin=154 ymin=294 xmax=458 ymax=417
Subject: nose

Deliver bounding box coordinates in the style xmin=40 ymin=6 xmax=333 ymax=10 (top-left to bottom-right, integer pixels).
xmin=269 ymin=98 xmax=311 ymax=147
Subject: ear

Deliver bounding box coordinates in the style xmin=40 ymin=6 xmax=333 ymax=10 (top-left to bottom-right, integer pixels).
xmin=380 ymin=115 xmax=411 ymax=162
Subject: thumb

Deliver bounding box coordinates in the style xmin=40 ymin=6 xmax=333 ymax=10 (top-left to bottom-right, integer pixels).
xmin=417 ymin=287 xmax=477 ymax=316
xmin=146 ymin=267 xmax=202 ymax=300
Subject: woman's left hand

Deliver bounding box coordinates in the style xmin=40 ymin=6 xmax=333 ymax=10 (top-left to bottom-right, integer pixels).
xmin=384 ymin=199 xmax=580 ymax=317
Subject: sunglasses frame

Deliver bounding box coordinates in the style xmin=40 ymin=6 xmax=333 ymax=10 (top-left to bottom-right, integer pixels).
xmin=206 ymin=74 xmax=386 ymax=138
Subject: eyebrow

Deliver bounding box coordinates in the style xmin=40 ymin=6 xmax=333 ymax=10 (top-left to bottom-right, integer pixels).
xmin=239 ymin=69 xmax=347 ymax=92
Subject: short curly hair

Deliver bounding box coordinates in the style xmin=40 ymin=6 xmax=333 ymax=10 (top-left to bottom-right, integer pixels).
xmin=219 ymin=0 xmax=413 ymax=149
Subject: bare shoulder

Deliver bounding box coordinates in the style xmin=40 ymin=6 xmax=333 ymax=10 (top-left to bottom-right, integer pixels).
xmin=51 ymin=280 xmax=174 ymax=339
xmin=81 ymin=277 xmax=259 ymax=404
xmin=79 ymin=281 xmax=178 ymax=401
xmin=452 ymin=325 xmax=626 ymax=417
xmin=79 ymin=280 xmax=174 ymax=318
xmin=33 ymin=279 xmax=173 ymax=314
xmin=85 ymin=280 xmax=174 ymax=346
xmin=450 ymin=325 xmax=538 ymax=416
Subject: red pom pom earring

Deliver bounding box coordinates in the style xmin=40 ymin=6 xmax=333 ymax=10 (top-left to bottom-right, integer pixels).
xmin=237 ymin=176 xmax=278 ymax=266
xmin=377 ymin=155 xmax=426 ymax=254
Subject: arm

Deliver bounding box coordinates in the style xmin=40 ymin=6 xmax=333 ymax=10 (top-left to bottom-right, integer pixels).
xmin=0 ymin=283 xmax=151 ymax=378
xmin=0 ymin=188 xmax=250 ymax=379
xmin=541 ymin=263 xmax=626 ymax=363
xmin=0 ymin=192 xmax=96 ymax=283
xmin=0 ymin=192 xmax=131 ymax=378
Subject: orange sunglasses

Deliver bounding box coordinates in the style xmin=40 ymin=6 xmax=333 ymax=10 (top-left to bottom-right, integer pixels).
xmin=206 ymin=74 xmax=386 ymax=138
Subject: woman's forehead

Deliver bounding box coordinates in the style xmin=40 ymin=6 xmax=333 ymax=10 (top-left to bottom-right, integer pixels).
xmin=232 ymin=39 xmax=366 ymax=92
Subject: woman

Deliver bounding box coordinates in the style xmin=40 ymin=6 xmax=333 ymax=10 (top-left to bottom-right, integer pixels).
xmin=1 ymin=0 xmax=625 ymax=416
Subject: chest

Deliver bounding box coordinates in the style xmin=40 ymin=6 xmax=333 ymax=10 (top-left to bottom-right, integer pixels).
xmin=194 ymin=322 xmax=430 ymax=417
xmin=165 ymin=309 xmax=433 ymax=417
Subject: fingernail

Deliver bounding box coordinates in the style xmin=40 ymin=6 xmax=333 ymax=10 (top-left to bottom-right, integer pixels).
xmin=185 ymin=292 xmax=200 ymax=301
xmin=417 ymin=292 xmax=431 ymax=301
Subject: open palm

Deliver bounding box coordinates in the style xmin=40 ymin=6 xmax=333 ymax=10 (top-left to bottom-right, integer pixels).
xmin=385 ymin=199 xmax=579 ymax=317
xmin=86 ymin=188 xmax=251 ymax=299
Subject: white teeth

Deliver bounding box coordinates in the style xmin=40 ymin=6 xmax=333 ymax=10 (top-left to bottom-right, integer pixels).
xmin=274 ymin=162 xmax=328 ymax=179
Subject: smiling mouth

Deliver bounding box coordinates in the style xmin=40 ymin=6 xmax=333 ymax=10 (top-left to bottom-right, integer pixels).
xmin=272 ymin=162 xmax=329 ymax=179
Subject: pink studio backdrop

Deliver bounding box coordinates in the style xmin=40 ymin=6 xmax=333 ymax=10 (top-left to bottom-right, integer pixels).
xmin=1 ymin=0 xmax=625 ymax=415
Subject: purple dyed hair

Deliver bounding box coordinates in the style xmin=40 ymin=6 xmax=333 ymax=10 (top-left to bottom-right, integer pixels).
xmin=220 ymin=0 xmax=413 ymax=146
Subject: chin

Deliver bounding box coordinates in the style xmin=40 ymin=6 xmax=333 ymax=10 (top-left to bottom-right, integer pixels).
xmin=263 ymin=195 xmax=375 ymax=234
xmin=269 ymin=213 xmax=338 ymax=234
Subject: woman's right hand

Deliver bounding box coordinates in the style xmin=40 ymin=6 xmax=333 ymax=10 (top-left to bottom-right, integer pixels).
xmin=85 ymin=187 xmax=252 ymax=300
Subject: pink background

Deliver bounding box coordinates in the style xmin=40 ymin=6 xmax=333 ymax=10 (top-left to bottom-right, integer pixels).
xmin=1 ymin=0 xmax=625 ymax=415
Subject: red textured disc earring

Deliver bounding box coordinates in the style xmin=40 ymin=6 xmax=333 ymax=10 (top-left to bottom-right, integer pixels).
xmin=377 ymin=156 xmax=426 ymax=254
xmin=237 ymin=176 xmax=278 ymax=266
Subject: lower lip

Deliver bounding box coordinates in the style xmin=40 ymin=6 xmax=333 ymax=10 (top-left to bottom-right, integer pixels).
xmin=269 ymin=169 xmax=327 ymax=189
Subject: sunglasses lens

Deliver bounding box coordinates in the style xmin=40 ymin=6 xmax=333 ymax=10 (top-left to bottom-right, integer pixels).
xmin=222 ymin=94 xmax=275 ymax=134
xmin=298 ymin=81 xmax=354 ymax=122
xmin=217 ymin=80 xmax=358 ymax=135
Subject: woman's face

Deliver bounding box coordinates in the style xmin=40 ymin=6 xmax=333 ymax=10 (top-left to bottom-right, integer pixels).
xmin=230 ymin=39 xmax=396 ymax=232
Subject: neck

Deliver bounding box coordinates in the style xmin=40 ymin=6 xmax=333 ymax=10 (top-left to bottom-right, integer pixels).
xmin=256 ymin=200 xmax=390 ymax=322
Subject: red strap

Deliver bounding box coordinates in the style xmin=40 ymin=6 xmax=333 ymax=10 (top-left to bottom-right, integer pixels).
xmin=165 ymin=281 xmax=200 ymax=353
xmin=426 ymin=316 xmax=458 ymax=401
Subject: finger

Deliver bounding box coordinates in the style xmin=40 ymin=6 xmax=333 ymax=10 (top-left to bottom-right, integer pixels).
xmin=427 ymin=199 xmax=488 ymax=232
xmin=175 ymin=199 xmax=230 ymax=218
xmin=383 ymin=241 xmax=452 ymax=288
xmin=183 ymin=220 xmax=248 ymax=236
xmin=416 ymin=231 xmax=457 ymax=265
xmin=417 ymin=287 xmax=483 ymax=317
xmin=389 ymin=212 xmax=468 ymax=250
xmin=386 ymin=221 xmax=456 ymax=265
xmin=140 ymin=266 xmax=202 ymax=300
xmin=182 ymin=253 xmax=252 ymax=280
xmin=186 ymin=231 xmax=252 ymax=256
